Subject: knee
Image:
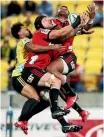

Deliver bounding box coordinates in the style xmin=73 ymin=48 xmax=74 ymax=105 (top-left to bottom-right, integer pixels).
xmin=31 ymin=93 xmax=40 ymax=102
xmin=23 ymin=85 xmax=40 ymax=102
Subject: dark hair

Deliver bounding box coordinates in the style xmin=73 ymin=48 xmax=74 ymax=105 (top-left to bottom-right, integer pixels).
xmin=11 ymin=23 xmax=24 ymax=39
xmin=60 ymin=6 xmax=68 ymax=9
xmin=34 ymin=15 xmax=46 ymax=30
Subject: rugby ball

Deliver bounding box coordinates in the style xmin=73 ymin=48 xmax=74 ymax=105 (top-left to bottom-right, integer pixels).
xmin=68 ymin=13 xmax=78 ymax=25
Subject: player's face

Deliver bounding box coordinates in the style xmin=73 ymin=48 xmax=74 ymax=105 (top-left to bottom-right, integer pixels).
xmin=57 ymin=6 xmax=69 ymax=17
xmin=20 ymin=26 xmax=32 ymax=38
xmin=20 ymin=26 xmax=30 ymax=36
xmin=42 ymin=16 xmax=53 ymax=29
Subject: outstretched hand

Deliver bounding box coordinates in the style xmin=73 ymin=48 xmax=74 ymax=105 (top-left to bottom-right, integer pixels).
xmin=86 ymin=3 xmax=96 ymax=19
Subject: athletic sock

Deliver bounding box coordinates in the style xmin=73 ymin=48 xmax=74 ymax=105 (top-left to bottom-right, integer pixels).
xmin=49 ymin=88 xmax=59 ymax=113
xmin=28 ymin=99 xmax=49 ymax=120
xmin=57 ymin=116 xmax=69 ymax=126
xmin=18 ymin=98 xmax=38 ymax=121
xmin=62 ymin=82 xmax=76 ymax=96
xmin=72 ymin=102 xmax=83 ymax=114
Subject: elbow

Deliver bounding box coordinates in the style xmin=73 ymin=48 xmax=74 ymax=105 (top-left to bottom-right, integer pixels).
xmin=25 ymin=46 xmax=32 ymax=52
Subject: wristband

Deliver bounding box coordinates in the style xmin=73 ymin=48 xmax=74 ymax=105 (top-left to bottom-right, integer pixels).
xmin=88 ymin=19 xmax=94 ymax=25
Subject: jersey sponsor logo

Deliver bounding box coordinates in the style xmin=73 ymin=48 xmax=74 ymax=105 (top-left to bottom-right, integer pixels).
xmin=41 ymin=29 xmax=50 ymax=34
xmin=27 ymin=74 xmax=34 ymax=83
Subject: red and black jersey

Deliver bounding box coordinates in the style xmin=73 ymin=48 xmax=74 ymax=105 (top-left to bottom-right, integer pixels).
xmin=25 ymin=52 xmax=51 ymax=69
xmin=50 ymin=18 xmax=74 ymax=59
xmin=32 ymin=28 xmax=51 ymax=45
xmin=25 ymin=29 xmax=52 ymax=69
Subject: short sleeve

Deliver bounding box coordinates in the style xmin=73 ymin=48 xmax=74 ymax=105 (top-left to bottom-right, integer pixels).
xmin=32 ymin=30 xmax=50 ymax=46
xmin=33 ymin=29 xmax=51 ymax=41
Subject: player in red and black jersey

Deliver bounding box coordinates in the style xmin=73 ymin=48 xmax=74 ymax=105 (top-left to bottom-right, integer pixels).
xmin=32 ymin=15 xmax=89 ymax=109
xmin=47 ymin=5 xmax=95 ymax=114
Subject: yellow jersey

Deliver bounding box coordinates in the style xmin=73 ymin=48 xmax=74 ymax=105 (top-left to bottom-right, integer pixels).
xmin=12 ymin=38 xmax=30 ymax=77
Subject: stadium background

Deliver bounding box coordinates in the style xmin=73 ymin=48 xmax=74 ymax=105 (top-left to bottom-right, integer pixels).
xmin=0 ymin=0 xmax=103 ymax=137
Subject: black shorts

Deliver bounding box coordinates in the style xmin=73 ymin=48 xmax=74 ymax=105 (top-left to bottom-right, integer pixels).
xmin=12 ymin=76 xmax=27 ymax=94
xmin=60 ymin=52 xmax=77 ymax=74
xmin=22 ymin=67 xmax=46 ymax=88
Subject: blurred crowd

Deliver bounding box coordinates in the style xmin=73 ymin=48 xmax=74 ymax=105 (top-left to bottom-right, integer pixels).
xmin=1 ymin=0 xmax=103 ymax=26
xmin=0 ymin=0 xmax=103 ymax=92
xmin=1 ymin=1 xmax=54 ymax=18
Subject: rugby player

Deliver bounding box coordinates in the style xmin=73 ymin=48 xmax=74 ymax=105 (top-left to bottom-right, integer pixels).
xmin=47 ymin=4 xmax=95 ymax=112
xmin=11 ymin=23 xmax=82 ymax=134
xmin=47 ymin=3 xmax=95 ymax=111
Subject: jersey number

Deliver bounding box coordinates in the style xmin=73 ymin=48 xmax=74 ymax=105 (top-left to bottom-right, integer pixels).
xmin=29 ymin=55 xmax=38 ymax=64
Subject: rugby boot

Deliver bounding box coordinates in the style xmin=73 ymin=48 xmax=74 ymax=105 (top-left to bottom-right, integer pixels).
xmin=52 ymin=107 xmax=70 ymax=119
xmin=14 ymin=121 xmax=28 ymax=135
xmin=62 ymin=123 xmax=83 ymax=133
xmin=80 ymin=110 xmax=90 ymax=122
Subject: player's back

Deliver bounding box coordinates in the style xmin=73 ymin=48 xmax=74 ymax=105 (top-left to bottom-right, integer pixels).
xmin=12 ymin=38 xmax=30 ymax=77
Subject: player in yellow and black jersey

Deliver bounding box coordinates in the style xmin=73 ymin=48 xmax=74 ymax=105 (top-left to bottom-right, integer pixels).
xmin=11 ymin=23 xmax=39 ymax=100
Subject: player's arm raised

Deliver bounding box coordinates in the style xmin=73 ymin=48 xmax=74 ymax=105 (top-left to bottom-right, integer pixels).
xmin=84 ymin=3 xmax=96 ymax=30
xmin=25 ymin=42 xmax=66 ymax=52
xmin=49 ymin=15 xmax=81 ymax=40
